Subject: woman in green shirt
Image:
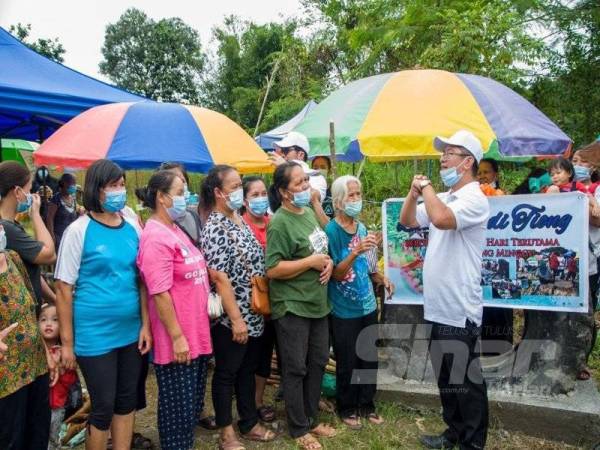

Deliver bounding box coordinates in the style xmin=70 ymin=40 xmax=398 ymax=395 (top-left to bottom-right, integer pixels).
xmin=265 ymin=162 xmax=336 ymax=450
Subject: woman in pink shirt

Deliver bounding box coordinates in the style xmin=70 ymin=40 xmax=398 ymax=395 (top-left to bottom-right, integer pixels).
xmin=136 ymin=171 xmax=212 ymax=450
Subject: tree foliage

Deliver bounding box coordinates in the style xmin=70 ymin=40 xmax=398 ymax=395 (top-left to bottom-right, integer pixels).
xmin=9 ymin=23 xmax=66 ymax=63
xmin=530 ymin=0 xmax=600 ymax=146
xmin=201 ymin=16 xmax=330 ymax=134
xmin=99 ymin=8 xmax=205 ymax=103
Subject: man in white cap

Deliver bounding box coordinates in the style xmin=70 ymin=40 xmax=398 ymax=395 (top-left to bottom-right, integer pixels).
xmin=399 ymin=130 xmax=490 ymax=450
xmin=271 ymin=131 xmax=310 ymax=163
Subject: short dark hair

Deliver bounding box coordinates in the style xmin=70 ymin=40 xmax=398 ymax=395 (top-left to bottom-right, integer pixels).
xmin=479 ymin=158 xmax=500 ymax=188
xmin=200 ymin=165 xmax=235 ymax=216
xmin=242 ymin=176 xmax=266 ymax=199
xmin=158 ymin=162 xmax=189 ymax=185
xmin=58 ymin=173 xmax=76 ymax=189
xmin=549 ymin=156 xmax=574 ymax=181
xmin=0 ymin=161 xmax=31 ymax=198
xmin=311 ymin=156 xmax=331 ymax=170
xmin=83 ymin=159 xmax=125 ymax=213
xmin=268 ymin=161 xmax=300 ymax=212
xmin=140 ymin=170 xmax=178 ymax=210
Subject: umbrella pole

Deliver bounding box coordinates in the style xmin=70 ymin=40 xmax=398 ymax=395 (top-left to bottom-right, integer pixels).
xmin=329 ymin=121 xmax=337 ymax=179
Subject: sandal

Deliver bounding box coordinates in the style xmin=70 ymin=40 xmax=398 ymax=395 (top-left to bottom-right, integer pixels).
xmin=257 ymin=404 xmax=276 ymax=422
xmin=218 ymin=437 xmax=246 ymax=450
xmin=577 ymin=367 xmax=592 ymax=380
xmin=342 ymin=414 xmax=362 ymax=430
xmin=366 ymin=412 xmax=384 ymax=425
xmin=296 ymin=433 xmax=322 ymax=450
xmin=242 ymin=424 xmax=277 ymax=442
xmin=198 ymin=414 xmax=218 ymax=430
xmin=310 ymin=422 xmax=337 ymax=438
xmin=132 ymin=432 xmax=153 ymax=449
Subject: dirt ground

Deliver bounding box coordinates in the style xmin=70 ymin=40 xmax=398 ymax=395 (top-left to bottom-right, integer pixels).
xmin=74 ymin=366 xmax=583 ymax=450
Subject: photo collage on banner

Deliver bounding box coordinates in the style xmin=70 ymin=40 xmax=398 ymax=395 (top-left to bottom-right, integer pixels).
xmin=383 ymin=192 xmax=589 ymax=313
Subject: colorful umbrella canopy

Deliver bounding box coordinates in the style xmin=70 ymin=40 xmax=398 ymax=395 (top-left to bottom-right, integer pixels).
xmin=34 ymin=101 xmax=273 ymax=173
xmin=296 ymin=69 xmax=572 ymax=162
xmin=1 ymin=139 xmax=38 ymax=168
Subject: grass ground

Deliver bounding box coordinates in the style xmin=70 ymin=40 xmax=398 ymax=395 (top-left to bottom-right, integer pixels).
xmin=123 ymin=367 xmax=584 ymax=450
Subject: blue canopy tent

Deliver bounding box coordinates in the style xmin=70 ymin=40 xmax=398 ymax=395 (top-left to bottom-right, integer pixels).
xmin=0 ymin=26 xmax=145 ymax=141
xmin=255 ymin=100 xmax=317 ymax=151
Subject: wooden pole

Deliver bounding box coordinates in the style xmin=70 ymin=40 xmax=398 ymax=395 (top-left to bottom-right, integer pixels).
xmin=329 ymin=121 xmax=337 ymax=179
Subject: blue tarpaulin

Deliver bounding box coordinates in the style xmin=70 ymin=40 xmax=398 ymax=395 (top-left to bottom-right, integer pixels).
xmin=255 ymin=100 xmax=317 ymax=151
xmin=0 ymin=26 xmax=145 ymax=141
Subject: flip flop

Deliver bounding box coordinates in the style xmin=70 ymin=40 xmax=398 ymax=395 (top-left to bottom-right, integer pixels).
xmin=342 ymin=414 xmax=362 ymax=430
xmin=366 ymin=412 xmax=385 ymax=425
xmin=310 ymin=423 xmax=337 ymax=438
xmin=218 ymin=437 xmax=246 ymax=450
xmin=577 ymin=367 xmax=592 ymax=380
xmin=132 ymin=432 xmax=153 ymax=449
xmin=296 ymin=433 xmax=322 ymax=450
xmin=198 ymin=415 xmax=218 ymax=430
xmin=257 ymin=404 xmax=276 ymax=422
xmin=242 ymin=425 xmax=276 ymax=442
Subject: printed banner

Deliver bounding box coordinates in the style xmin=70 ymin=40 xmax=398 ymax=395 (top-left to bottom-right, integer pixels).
xmin=383 ymin=192 xmax=589 ymax=312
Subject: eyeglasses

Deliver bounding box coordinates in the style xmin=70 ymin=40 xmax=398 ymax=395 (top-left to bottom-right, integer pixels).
xmin=440 ymin=150 xmax=470 ymax=159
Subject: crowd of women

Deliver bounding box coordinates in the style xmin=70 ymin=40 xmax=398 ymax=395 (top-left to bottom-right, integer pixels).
xmin=1 ymin=135 xmax=599 ymax=450
xmin=0 ymin=155 xmax=393 ymax=450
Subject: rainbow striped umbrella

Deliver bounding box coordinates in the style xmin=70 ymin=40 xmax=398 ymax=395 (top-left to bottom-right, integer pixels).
xmin=296 ymin=70 xmax=571 ymax=162
xmin=34 ymin=101 xmax=273 ymax=173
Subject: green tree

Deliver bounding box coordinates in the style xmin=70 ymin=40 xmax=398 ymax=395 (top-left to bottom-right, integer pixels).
xmin=530 ymin=0 xmax=600 ymax=146
xmin=99 ymin=8 xmax=205 ymax=103
xmin=302 ymin=0 xmax=547 ymax=87
xmin=201 ymin=16 xmax=329 ymax=133
xmin=9 ymin=23 xmax=65 ymax=63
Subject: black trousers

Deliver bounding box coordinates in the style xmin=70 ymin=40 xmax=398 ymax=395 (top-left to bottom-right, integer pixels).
xmin=77 ymin=341 xmax=142 ymax=431
xmin=429 ymin=320 xmax=488 ymax=450
xmin=331 ymin=310 xmax=378 ymax=418
xmin=274 ymin=313 xmax=329 ymax=438
xmin=587 ymin=273 xmax=599 ymax=362
xmin=255 ymin=319 xmax=279 ymax=379
xmin=0 ymin=373 xmax=50 ymax=450
xmin=211 ymin=323 xmax=260 ymax=434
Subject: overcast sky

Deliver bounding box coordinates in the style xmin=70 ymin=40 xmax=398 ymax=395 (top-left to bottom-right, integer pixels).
xmin=0 ymin=0 xmax=303 ymax=81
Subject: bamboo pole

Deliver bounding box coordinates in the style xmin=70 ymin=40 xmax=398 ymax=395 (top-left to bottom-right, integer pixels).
xmin=254 ymin=59 xmax=281 ymax=137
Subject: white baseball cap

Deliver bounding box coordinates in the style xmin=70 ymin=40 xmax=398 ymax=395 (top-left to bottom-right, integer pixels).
xmin=433 ymin=130 xmax=484 ymax=163
xmin=273 ymin=131 xmax=310 ymax=153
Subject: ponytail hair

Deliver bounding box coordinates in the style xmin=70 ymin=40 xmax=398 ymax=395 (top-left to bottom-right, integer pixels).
xmin=200 ymin=164 xmax=235 ymax=219
xmin=139 ymin=170 xmax=177 ymax=210
xmin=268 ymin=161 xmax=300 ymax=212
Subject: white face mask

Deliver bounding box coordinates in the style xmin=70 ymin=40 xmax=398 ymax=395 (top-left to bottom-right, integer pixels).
xmin=0 ymin=227 xmax=6 ymax=251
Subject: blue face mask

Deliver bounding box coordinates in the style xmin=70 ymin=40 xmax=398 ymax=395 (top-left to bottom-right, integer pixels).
xmin=249 ymin=196 xmax=269 ymax=216
xmin=574 ymin=165 xmax=591 ymax=181
xmin=102 ymin=189 xmax=126 ymax=213
xmin=440 ymin=159 xmax=468 ymax=188
xmin=67 ymin=185 xmax=77 ymax=195
xmin=16 ymin=191 xmax=32 ymax=213
xmin=344 ymin=200 xmax=363 ymax=217
xmin=187 ymin=193 xmax=199 ymax=208
xmin=226 ymin=188 xmax=244 ymax=211
xmin=291 ymin=188 xmax=311 ymax=208
xmin=167 ymin=195 xmax=187 ymax=220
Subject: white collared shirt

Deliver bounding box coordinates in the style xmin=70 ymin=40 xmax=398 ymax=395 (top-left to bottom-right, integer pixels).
xmin=416 ymin=181 xmax=490 ymax=327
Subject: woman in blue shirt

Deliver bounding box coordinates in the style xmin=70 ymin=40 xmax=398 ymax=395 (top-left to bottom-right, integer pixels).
xmin=55 ymin=159 xmax=152 ymax=450
xmin=324 ymin=175 xmax=393 ymax=430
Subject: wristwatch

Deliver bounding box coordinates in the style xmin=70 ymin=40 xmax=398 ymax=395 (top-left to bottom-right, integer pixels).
xmin=419 ymin=179 xmax=431 ymax=189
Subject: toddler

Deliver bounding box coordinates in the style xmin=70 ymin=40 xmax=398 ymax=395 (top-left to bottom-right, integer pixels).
xmin=546 ymin=157 xmax=587 ymax=193
xmin=39 ymin=303 xmax=78 ymax=450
